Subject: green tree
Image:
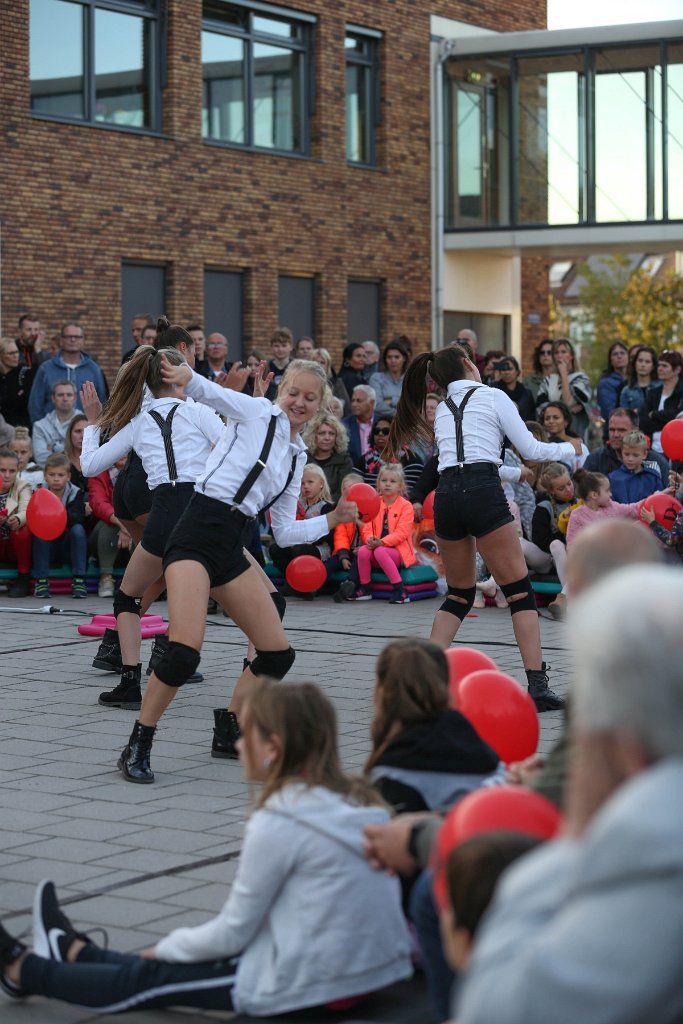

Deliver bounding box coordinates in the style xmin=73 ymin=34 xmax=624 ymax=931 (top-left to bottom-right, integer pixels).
xmin=574 ymin=255 xmax=683 ymax=381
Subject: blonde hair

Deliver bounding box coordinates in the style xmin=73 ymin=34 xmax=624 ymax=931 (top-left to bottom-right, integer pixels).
xmin=622 ymin=430 xmax=648 ymax=451
xmin=341 ymin=471 xmax=364 ymax=493
xmin=376 ymin=462 xmax=407 ymax=496
xmin=275 ymin=359 xmax=332 ymax=416
xmin=302 ymin=412 xmax=349 ymax=455
xmin=241 ymin=677 xmax=384 ymax=809
xmin=97 ymin=346 xmax=184 ymax=437
xmin=311 ymin=347 xmax=332 ymax=375
xmin=538 ymin=462 xmax=571 ymax=494
xmin=301 ymin=463 xmax=332 ymax=503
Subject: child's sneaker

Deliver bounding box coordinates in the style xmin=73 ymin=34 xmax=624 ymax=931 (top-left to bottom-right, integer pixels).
xmin=352 ymin=585 xmax=372 ymax=601
xmin=0 ymin=921 xmax=27 ymax=999
xmin=71 ymin=577 xmax=87 ymax=599
xmin=33 ymin=578 xmax=50 ymax=599
xmin=33 ymin=880 xmax=90 ymax=962
xmin=389 ymin=587 xmax=410 ymax=605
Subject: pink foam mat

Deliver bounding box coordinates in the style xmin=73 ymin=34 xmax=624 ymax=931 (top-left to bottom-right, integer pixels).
xmin=78 ymin=614 xmax=168 ymax=637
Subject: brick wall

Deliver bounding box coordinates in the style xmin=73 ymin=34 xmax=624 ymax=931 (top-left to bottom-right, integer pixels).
xmin=0 ymin=1 xmax=546 ymax=381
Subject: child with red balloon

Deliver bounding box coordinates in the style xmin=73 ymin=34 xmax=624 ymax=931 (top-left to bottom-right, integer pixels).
xmin=351 ymin=464 xmax=416 ymax=604
xmin=268 ymin=464 xmax=334 ymax=598
xmin=0 ymin=447 xmax=33 ymax=597
xmin=567 ymin=470 xmax=677 ymax=549
xmin=31 ymin=453 xmax=87 ymax=599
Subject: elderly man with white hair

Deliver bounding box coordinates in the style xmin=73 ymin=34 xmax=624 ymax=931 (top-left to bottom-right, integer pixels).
xmin=456 ymin=563 xmax=683 ymax=1024
xmin=342 ymin=384 xmax=378 ymax=463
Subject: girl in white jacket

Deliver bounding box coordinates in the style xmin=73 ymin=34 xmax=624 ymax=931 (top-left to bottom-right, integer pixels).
xmin=0 ymin=680 xmax=412 ymax=1016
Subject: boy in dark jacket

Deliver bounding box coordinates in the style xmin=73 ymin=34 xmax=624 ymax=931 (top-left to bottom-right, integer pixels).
xmin=608 ymin=430 xmax=662 ymax=504
xmin=32 ymin=453 xmax=87 ymax=598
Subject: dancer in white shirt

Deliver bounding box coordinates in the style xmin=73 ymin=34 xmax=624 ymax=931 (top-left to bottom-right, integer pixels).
xmin=388 ymin=345 xmax=583 ymax=711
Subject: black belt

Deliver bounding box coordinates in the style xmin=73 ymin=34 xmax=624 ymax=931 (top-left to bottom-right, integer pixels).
xmin=441 ymin=462 xmax=498 ymax=476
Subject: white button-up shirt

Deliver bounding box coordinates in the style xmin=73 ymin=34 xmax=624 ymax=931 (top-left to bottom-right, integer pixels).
xmin=81 ymin=396 xmax=224 ymax=488
xmin=185 ymin=373 xmax=332 ymax=548
xmin=436 ymin=380 xmax=576 ymax=470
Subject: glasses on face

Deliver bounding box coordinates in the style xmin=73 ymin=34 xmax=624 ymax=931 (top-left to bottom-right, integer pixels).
xmin=374 ymin=427 xmax=391 ymax=435
xmin=539 ymin=348 xmax=553 ymax=355
xmin=62 ymin=334 xmax=82 ymax=341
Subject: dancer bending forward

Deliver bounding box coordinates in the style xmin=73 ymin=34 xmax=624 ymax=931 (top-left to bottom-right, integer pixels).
xmin=388 ymin=345 xmax=583 ymax=710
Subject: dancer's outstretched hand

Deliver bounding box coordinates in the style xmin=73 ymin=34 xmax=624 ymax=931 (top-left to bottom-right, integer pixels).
xmin=80 ymin=381 xmax=103 ymax=424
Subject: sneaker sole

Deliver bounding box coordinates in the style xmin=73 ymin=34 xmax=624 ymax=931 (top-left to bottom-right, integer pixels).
xmin=98 ymin=698 xmax=142 ymax=710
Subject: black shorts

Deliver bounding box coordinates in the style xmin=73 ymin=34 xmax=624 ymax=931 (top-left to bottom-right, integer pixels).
xmin=163 ymin=492 xmax=251 ymax=587
xmin=434 ymin=463 xmax=513 ymax=541
xmin=141 ymin=483 xmax=196 ymax=558
xmin=113 ymin=452 xmax=153 ymax=520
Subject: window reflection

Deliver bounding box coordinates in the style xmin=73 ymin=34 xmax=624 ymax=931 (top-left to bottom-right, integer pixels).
xmin=95 ymin=9 xmax=150 ymax=127
xmin=202 ymin=32 xmax=245 ymax=143
xmin=253 ymin=43 xmax=300 ymax=150
xmin=30 ymin=0 xmax=85 ymax=118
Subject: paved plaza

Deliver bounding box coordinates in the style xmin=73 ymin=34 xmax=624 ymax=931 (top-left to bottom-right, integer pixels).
xmin=0 ymin=589 xmax=570 ymax=1023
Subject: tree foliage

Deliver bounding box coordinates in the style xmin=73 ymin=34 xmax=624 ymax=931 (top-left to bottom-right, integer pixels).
xmin=573 ymin=255 xmax=683 ymax=380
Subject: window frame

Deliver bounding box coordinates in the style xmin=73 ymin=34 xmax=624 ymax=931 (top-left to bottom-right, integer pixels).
xmin=202 ymin=0 xmax=315 ymax=157
xmin=29 ymin=0 xmax=163 ymax=135
xmin=345 ymin=23 xmax=381 ymax=167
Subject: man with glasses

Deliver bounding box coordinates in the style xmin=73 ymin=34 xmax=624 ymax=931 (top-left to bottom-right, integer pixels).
xmin=205 ymin=332 xmax=233 ymax=383
xmin=28 ymin=322 xmax=107 ymax=423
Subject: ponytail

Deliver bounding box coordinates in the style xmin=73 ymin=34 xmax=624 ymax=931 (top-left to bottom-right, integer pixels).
xmin=387 ymin=346 xmax=467 ymax=458
xmin=97 ymin=345 xmax=183 ymax=437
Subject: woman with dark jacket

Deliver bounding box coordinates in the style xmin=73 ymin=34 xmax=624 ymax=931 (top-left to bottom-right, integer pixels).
xmin=337 ymin=342 xmax=367 ymax=399
xmin=639 ymin=350 xmax=683 ymax=454
xmin=0 ymin=338 xmax=32 ymax=428
xmin=492 ymin=356 xmax=536 ymax=422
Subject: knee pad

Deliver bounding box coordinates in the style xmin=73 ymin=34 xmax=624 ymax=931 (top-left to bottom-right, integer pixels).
xmin=499 ymin=576 xmax=537 ymax=614
xmin=155 ymin=641 xmax=201 ymax=688
xmin=271 ymin=590 xmax=287 ymax=622
xmin=113 ymin=589 xmax=142 ymax=618
xmin=251 ymin=647 xmax=296 ymax=681
xmin=439 ymin=585 xmax=476 ymax=621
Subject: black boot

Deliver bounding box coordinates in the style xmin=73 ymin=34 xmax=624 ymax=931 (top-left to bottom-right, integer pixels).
xmin=7 ymin=573 xmax=31 ymax=598
xmin=118 ymin=720 xmax=156 ymax=783
xmin=92 ymin=627 xmax=122 ymax=672
xmin=212 ymin=709 xmax=240 ymax=759
xmin=527 ymin=663 xmax=566 ymax=712
xmin=99 ymin=664 xmax=142 ymax=709
xmin=146 ymin=634 xmax=204 ymax=683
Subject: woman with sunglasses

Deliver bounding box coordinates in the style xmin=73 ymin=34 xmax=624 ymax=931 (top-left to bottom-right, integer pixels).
xmin=356 ymin=414 xmax=423 ymax=494
xmin=523 ymin=340 xmax=556 ymax=403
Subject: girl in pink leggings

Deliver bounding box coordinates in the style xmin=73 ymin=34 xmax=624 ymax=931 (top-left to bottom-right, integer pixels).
xmin=352 ymin=464 xmax=416 ymax=605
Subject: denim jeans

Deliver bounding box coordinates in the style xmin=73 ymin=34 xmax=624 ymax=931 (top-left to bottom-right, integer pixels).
xmin=32 ymin=524 xmax=87 ymax=578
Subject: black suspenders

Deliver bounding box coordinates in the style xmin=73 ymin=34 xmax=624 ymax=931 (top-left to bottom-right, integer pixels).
xmin=232 ymin=413 xmax=298 ymax=513
xmin=444 ymin=387 xmax=478 ymax=466
xmin=147 ymin=404 xmax=181 ymax=483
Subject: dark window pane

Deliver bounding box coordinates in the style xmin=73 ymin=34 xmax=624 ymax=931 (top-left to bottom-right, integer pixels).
xmin=279 ymin=276 xmax=314 ymax=341
xmin=205 ymin=270 xmax=244 ymax=362
xmin=95 ymin=9 xmax=151 ymax=127
xmin=345 ymin=33 xmax=370 ymax=56
xmin=253 ymin=15 xmax=295 ymax=38
xmin=346 ymin=64 xmax=369 ymax=162
xmin=202 ymin=31 xmax=245 ymax=142
xmin=203 ymin=0 xmax=248 ymax=29
xmin=254 ymin=43 xmax=300 ymax=151
xmin=347 ymin=281 xmax=380 ymax=345
xmin=30 ymin=0 xmax=85 ymax=118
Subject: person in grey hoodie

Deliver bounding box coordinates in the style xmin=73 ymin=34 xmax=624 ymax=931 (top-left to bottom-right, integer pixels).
xmin=455 ymin=565 xmax=683 ymax=1024
xmin=28 ymin=322 xmax=107 ymax=423
xmin=31 ymin=380 xmax=82 ymax=466
xmin=0 ymin=680 xmax=412 ymax=1015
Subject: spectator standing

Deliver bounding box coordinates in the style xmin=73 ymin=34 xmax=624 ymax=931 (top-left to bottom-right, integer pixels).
xmin=362 ymin=340 xmax=381 ymax=380
xmin=0 ymin=338 xmax=33 ymax=427
xmin=186 ymin=324 xmax=208 ymax=376
xmin=303 ymin=413 xmax=353 ymax=502
xmin=28 ymin=323 xmax=107 ymax=423
xmin=0 ymin=447 xmax=32 ymax=597
xmin=453 ymin=329 xmax=485 ymax=374
xmin=15 ymin=314 xmax=47 ymax=370
xmin=492 ymin=356 xmax=536 ymax=422
xmin=596 ymin=341 xmax=629 ymax=423
xmin=121 ymin=312 xmax=154 ymax=364
xmin=620 ymin=345 xmax=657 ymax=414
xmin=536 ymin=339 xmax=592 ymax=440
xmin=31 ymin=381 xmax=82 ymax=467
xmin=265 ymin=327 xmax=293 ymax=399
xmin=640 ymin=349 xmax=683 ymax=453
xmin=294 ymin=336 xmax=315 ymax=359
xmin=369 ymin=339 xmax=410 ymax=417
xmin=523 ymin=339 xmax=556 ymax=402
xmin=338 ymin=342 xmax=367 ymax=398
xmin=343 ymin=384 xmax=378 ymax=462
xmin=205 ymin=333 xmax=233 ymax=382
xmin=311 ymin=347 xmax=350 ymax=413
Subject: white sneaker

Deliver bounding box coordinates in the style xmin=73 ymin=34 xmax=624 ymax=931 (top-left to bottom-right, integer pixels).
xmin=98 ymin=575 xmax=115 ymax=598
xmin=473 ymin=590 xmax=486 ymax=608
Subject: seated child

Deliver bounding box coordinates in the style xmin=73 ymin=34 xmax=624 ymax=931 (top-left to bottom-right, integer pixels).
xmin=330 ymin=471 xmax=365 ymax=601
xmin=0 ymin=447 xmax=32 ymax=597
xmin=609 ymin=430 xmax=662 ymax=503
xmin=521 ymin=463 xmax=574 ymax=619
xmin=10 ymin=427 xmax=43 ymax=491
xmin=32 ymin=452 xmax=87 ymax=599
xmin=566 ymin=470 xmax=650 ymax=548
xmin=352 ymin=464 xmax=416 ymax=605
xmin=268 ymin=464 xmax=334 ymax=598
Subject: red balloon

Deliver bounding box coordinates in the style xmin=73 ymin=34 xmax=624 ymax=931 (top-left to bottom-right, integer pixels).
xmin=444 ymin=647 xmax=498 ymax=707
xmin=457 ymin=669 xmax=539 ymax=765
xmin=641 ymin=492 xmax=682 ymax=529
xmin=285 ymin=555 xmax=327 ymax=593
xmin=26 ymin=488 xmax=67 ymax=541
xmin=422 ymin=490 xmax=435 ymax=521
xmin=661 ymin=419 xmax=683 ymax=461
xmin=347 ymin=482 xmax=381 ymax=523
xmin=431 ymin=786 xmax=562 ymax=910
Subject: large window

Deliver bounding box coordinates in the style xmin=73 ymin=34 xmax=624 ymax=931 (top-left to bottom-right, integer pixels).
xmin=30 ymin=0 xmax=159 ymax=129
xmin=202 ymin=1 xmax=314 ymax=154
xmin=345 ymin=26 xmax=381 ymax=165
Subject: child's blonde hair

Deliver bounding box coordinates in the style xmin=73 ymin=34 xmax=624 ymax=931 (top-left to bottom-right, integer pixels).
xmin=376 ymin=462 xmax=407 ymax=496
xmin=622 ymin=430 xmax=648 ymax=451
xmin=538 ymin=462 xmax=571 ymax=494
xmin=341 ymin=472 xmax=364 ymax=494
xmin=301 ymin=463 xmax=332 ymax=503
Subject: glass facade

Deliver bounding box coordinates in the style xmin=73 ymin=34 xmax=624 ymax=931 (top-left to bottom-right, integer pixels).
xmin=345 ymin=29 xmax=380 ymax=165
xmin=202 ymin=1 xmax=312 ymax=154
xmin=445 ymin=36 xmax=683 ymax=230
xmin=30 ymin=0 xmax=157 ymax=129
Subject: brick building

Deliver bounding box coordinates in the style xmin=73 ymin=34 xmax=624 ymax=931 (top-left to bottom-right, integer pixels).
xmin=0 ymin=0 xmax=546 ymax=380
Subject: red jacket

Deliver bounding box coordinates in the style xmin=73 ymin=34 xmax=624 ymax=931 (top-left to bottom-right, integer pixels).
xmin=360 ymin=495 xmax=416 ymax=567
xmin=88 ymin=471 xmax=115 ymax=524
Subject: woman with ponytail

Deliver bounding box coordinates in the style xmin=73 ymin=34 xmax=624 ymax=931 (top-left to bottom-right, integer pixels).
xmin=80 ymin=336 xmax=224 ymax=718
xmin=388 ymin=346 xmax=584 ymax=711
